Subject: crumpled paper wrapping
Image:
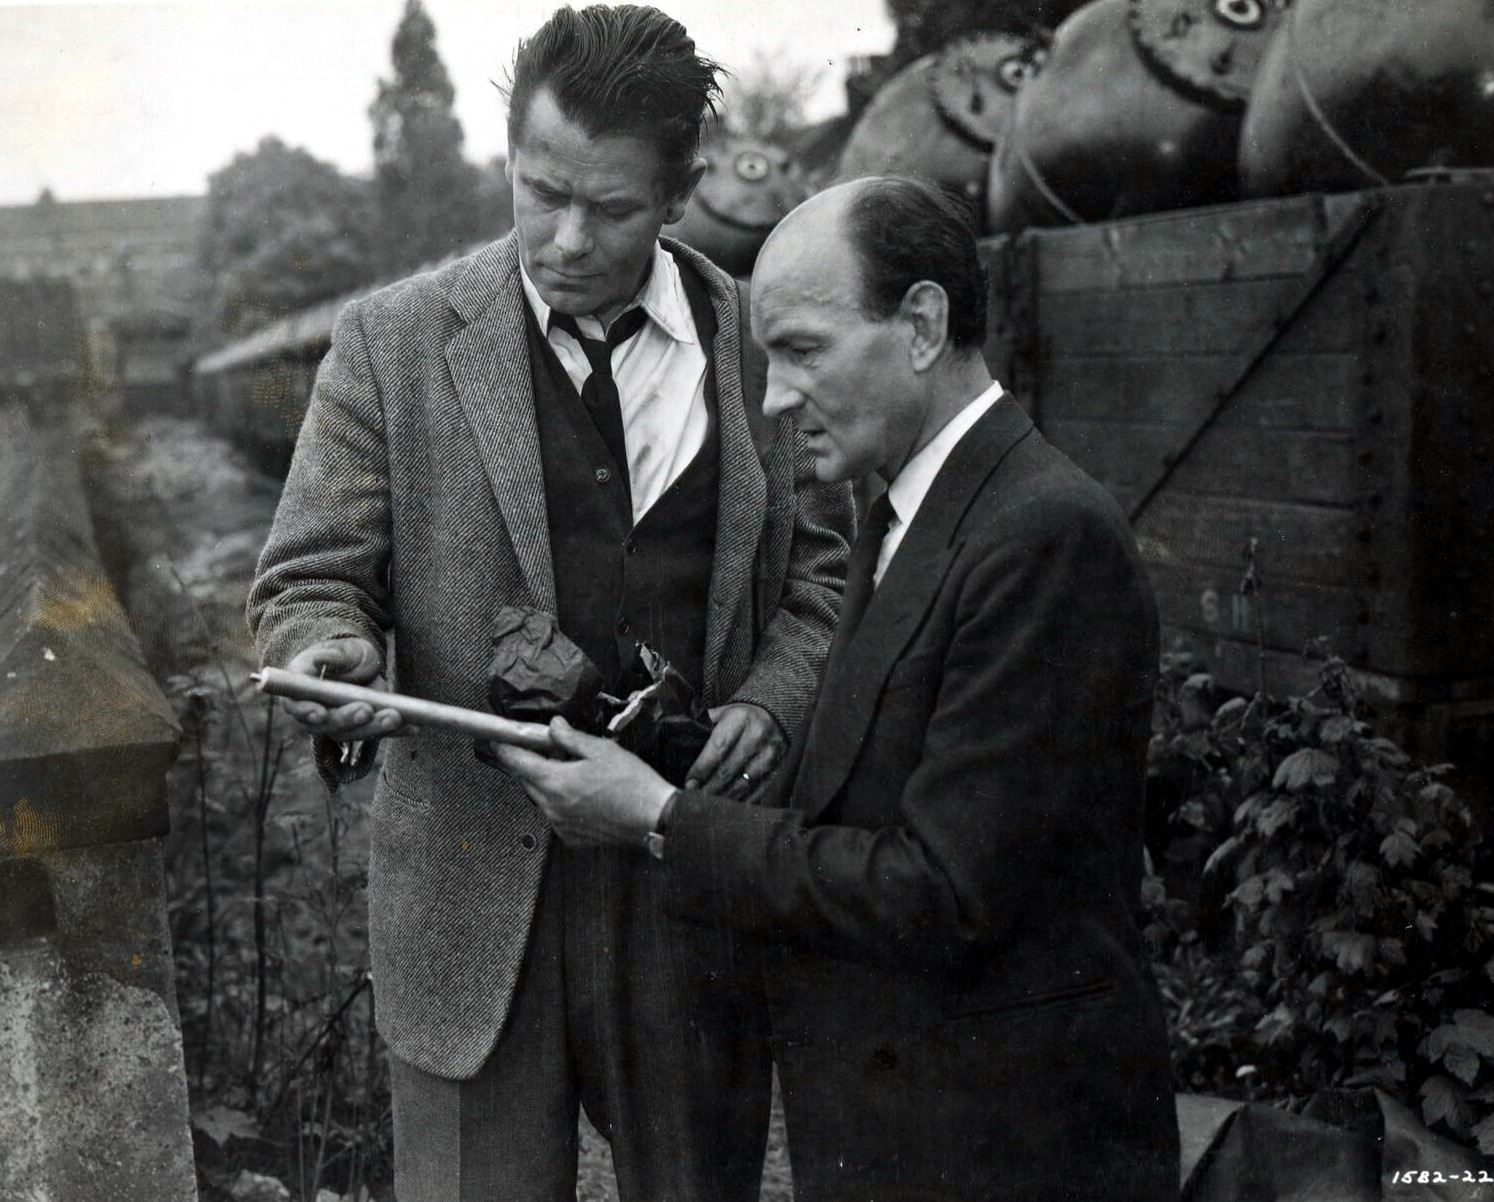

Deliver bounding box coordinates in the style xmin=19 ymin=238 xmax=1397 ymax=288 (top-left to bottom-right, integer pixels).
xmin=484 ymin=607 xmax=713 ymax=785
xmin=486 ymin=608 xmax=607 ymax=731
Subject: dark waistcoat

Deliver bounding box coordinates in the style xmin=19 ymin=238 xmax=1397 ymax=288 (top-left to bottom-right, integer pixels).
xmin=524 ymin=263 xmax=722 ymax=696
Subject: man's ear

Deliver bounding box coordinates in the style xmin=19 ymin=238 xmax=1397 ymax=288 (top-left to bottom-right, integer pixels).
xmin=662 ymin=155 xmax=709 ymax=225
xmin=504 ymin=155 xmax=515 ymax=185
xmin=900 ymin=280 xmax=951 ymax=372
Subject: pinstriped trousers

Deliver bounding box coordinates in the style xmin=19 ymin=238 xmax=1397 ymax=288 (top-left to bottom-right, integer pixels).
xmin=391 ymin=841 xmax=772 ymax=1201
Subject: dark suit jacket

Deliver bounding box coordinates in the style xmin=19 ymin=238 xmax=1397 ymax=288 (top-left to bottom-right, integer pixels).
xmin=246 ymin=234 xmax=852 ymax=1078
xmin=661 ymin=401 xmax=1179 ymax=1201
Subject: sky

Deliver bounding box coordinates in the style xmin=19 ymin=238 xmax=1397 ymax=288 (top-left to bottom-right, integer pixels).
xmin=0 ymin=0 xmax=896 ymax=206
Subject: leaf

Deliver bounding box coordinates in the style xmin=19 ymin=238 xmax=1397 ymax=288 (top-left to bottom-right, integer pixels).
xmin=1202 ymin=835 xmax=1240 ymax=878
xmin=1319 ymin=714 xmax=1355 ymax=744
xmin=1421 ymin=828 xmax=1453 ymax=851
xmin=1415 ymin=912 xmax=1439 ymax=942
xmin=1445 ymin=1043 xmax=1481 ymax=1086
xmin=1441 ymin=865 xmax=1474 ymax=899
xmin=1213 ymin=696 xmax=1249 ymax=727
xmin=1345 ymin=862 xmax=1381 ymax=917
xmin=1231 ymin=875 xmax=1266 ymax=912
xmin=1365 ymin=737 xmax=1411 ymax=767
xmin=1274 ymin=748 xmax=1340 ymax=793
xmin=192 ymin=1104 xmax=260 ymax=1147
xmin=1379 ymin=830 xmax=1419 ymax=869
xmin=1474 ymin=1113 xmax=1494 ymax=1157
xmin=1451 ymin=1010 xmax=1494 ymax=1059
xmin=1257 ymin=798 xmax=1300 ymax=837
xmin=1378 ymin=937 xmax=1407 ymax=967
xmin=1262 ymin=867 xmax=1296 ymax=904
xmin=1321 ymin=929 xmax=1376 ymax=975
xmin=1420 ymin=1074 xmax=1473 ymax=1134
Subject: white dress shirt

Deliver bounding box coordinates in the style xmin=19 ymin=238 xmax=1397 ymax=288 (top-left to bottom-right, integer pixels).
xmin=874 ymin=382 xmax=1005 ymax=588
xmin=519 ymin=245 xmax=709 ymax=525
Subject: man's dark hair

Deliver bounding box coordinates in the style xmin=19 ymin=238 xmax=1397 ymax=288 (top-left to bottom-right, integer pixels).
xmin=504 ymin=5 xmax=723 ymax=193
xmin=846 ymin=177 xmax=989 ymax=350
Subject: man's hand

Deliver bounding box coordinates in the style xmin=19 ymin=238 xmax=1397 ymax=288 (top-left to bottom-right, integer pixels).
xmin=685 ymin=702 xmax=786 ymax=801
xmin=493 ymin=718 xmax=675 ymax=848
xmin=282 ymin=637 xmax=406 ymax=741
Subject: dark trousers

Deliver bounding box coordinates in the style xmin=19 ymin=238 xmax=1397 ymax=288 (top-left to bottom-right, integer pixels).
xmin=392 ymin=842 xmax=772 ymax=1201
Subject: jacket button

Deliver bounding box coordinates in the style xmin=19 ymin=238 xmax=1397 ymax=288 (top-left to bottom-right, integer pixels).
xmin=616 ymin=617 xmax=630 ymax=636
xmin=595 ymin=467 xmax=611 ymax=484
xmin=624 ymin=536 xmax=637 ymax=555
xmin=519 ymin=833 xmax=537 ymax=851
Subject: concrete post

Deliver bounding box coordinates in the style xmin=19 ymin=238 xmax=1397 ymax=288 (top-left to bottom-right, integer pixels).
xmin=0 ymin=399 xmax=195 ymax=1202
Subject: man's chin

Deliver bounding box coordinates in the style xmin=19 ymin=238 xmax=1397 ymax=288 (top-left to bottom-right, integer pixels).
xmin=811 ymin=456 xmax=852 ymax=485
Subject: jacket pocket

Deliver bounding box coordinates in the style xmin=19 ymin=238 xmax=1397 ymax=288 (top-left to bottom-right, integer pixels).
xmin=375 ymin=768 xmax=430 ymax=816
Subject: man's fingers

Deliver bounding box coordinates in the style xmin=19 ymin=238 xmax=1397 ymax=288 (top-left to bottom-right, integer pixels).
xmin=740 ymin=742 xmax=783 ymax=798
xmin=548 ymin=716 xmax=606 ymax=759
xmin=286 ymin=637 xmax=382 ymax=684
xmin=685 ymin=716 xmax=746 ymax=791
xmin=491 ymin=741 xmax=549 ymax=778
xmin=282 ymin=698 xmax=401 ymax=741
xmin=701 ymin=720 xmax=756 ymax=797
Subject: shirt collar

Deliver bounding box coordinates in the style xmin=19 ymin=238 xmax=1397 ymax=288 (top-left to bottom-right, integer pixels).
xmin=885 ymin=381 xmax=1005 ymax=528
xmin=518 ymin=243 xmax=696 ymax=346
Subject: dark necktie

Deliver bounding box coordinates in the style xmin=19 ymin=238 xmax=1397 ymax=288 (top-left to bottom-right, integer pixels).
xmin=836 ymin=490 xmax=896 ymax=640
xmin=549 ymin=307 xmax=649 ymax=480
xmin=787 ymin=489 xmax=897 ymax=805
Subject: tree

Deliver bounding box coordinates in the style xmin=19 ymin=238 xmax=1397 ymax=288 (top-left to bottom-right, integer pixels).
xmin=369 ymin=0 xmax=486 ymax=276
xmin=718 ymin=51 xmax=826 ymax=143
xmin=198 ymin=137 xmax=374 ymax=338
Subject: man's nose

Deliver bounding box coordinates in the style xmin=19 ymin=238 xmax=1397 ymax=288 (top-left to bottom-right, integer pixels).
xmin=762 ymin=365 xmax=801 ymax=419
xmin=554 ymin=205 xmax=593 ymax=258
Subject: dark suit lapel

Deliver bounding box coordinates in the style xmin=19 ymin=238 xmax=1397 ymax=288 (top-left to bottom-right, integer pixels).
xmin=444 ymin=237 xmax=558 ymax=614
xmin=667 ymin=239 xmax=767 ymax=701
xmin=794 ymin=399 xmax=1035 ymax=819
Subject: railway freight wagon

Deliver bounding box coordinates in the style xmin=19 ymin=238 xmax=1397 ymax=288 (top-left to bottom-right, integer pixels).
xmin=192 ymin=296 xmax=339 ymax=477
xmin=979 ymin=176 xmax=1494 ymax=765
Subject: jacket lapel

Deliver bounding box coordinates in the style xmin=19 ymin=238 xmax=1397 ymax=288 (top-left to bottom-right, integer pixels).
xmin=444 ymin=236 xmax=558 ymax=614
xmin=795 ymin=400 xmax=1036 ymax=820
xmin=667 ymin=239 xmax=767 ymax=702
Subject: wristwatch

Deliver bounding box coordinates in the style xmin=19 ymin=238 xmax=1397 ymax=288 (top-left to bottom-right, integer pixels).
xmin=644 ymin=790 xmax=682 ymax=861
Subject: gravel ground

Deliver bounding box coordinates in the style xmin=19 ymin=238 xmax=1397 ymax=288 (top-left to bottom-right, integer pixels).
xmin=86 ymin=412 xmax=794 ymax=1201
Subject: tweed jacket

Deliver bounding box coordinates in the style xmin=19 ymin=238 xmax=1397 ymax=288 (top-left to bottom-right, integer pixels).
xmin=247 ymin=233 xmax=852 ymax=1078
xmin=659 ymin=402 xmax=1180 ymax=1201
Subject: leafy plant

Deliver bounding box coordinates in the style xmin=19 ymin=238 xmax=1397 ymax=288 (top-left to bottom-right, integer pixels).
xmin=1154 ymin=644 xmax=1494 ymax=1152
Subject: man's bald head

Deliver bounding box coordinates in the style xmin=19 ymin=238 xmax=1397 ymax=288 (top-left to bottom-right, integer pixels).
xmin=760 ymin=176 xmax=989 ymax=350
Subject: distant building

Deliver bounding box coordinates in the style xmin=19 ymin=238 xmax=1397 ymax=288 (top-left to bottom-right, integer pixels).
xmin=0 ymin=193 xmax=207 ymax=403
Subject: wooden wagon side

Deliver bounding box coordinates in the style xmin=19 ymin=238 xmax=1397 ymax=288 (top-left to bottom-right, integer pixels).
xmin=981 ymin=179 xmax=1494 ymax=763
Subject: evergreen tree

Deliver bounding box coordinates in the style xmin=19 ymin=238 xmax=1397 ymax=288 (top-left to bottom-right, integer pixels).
xmin=369 ymin=0 xmax=486 ymax=276
xmin=198 ymin=137 xmax=374 ymax=337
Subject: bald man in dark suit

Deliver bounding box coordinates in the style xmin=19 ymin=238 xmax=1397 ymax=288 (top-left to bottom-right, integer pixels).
xmin=495 ymin=175 xmax=1179 ymax=1202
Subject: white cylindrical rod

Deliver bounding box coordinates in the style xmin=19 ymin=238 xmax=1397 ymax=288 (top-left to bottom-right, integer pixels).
xmin=251 ymin=666 xmax=554 ymax=751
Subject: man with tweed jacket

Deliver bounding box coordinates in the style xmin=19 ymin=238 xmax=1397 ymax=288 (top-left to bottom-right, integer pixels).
xmin=246 ymin=7 xmax=851 ymax=1199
